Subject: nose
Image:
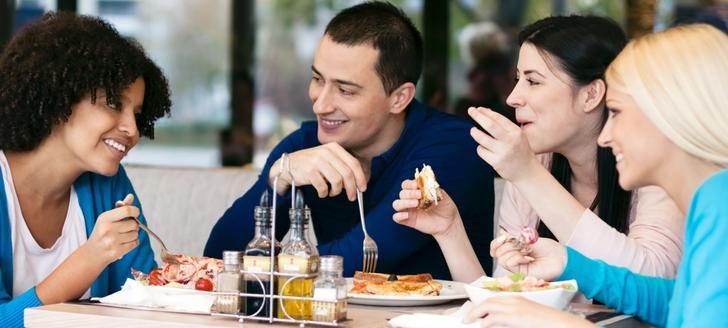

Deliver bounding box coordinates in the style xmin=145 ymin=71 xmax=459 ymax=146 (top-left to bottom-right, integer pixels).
xmin=310 ymin=81 xmax=334 ymax=115
xmin=597 ymin=117 xmax=613 ymax=148
xmin=119 ymin=108 xmax=139 ymax=138
xmin=506 ymin=81 xmax=525 ymax=108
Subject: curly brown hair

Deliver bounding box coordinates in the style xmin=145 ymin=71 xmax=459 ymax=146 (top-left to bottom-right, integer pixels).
xmin=0 ymin=12 xmax=172 ymax=151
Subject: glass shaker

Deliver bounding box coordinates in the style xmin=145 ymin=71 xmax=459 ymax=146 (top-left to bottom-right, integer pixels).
xmin=312 ymin=255 xmax=347 ymax=322
xmin=214 ymin=250 xmax=243 ymax=314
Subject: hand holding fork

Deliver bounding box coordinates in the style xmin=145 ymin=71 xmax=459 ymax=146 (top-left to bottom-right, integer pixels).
xmin=115 ymin=194 xmax=180 ymax=265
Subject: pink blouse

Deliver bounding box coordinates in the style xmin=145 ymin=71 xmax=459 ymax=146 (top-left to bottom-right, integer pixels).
xmin=495 ymin=156 xmax=683 ymax=279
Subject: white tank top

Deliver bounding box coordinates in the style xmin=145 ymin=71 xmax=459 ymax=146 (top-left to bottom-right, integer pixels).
xmin=0 ymin=151 xmax=90 ymax=299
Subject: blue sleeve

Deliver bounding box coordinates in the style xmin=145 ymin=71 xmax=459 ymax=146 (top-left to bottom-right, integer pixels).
xmin=317 ymin=124 xmax=494 ymax=276
xmin=559 ymin=247 xmax=674 ymax=327
xmin=672 ymin=175 xmax=728 ymax=328
xmin=204 ymin=130 xmax=301 ymax=258
xmin=0 ymin=286 xmax=42 ymax=328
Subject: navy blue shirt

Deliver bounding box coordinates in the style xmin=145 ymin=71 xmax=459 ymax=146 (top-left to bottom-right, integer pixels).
xmin=204 ymin=100 xmax=494 ymax=279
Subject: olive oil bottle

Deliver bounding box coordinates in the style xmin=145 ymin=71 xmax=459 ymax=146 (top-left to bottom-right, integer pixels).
xmin=243 ymin=191 xmax=281 ymax=317
xmin=276 ymin=190 xmax=319 ymax=320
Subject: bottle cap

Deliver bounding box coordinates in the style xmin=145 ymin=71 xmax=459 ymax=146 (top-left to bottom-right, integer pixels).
xmin=222 ymin=250 xmax=243 ymax=265
xmin=319 ymin=255 xmax=343 ymax=272
xmin=254 ymin=190 xmax=271 ymax=223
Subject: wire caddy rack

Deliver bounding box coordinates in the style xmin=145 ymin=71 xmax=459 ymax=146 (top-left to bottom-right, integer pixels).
xmin=210 ymin=153 xmax=345 ymax=327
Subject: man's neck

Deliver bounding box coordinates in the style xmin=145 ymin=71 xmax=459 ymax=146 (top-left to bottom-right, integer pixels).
xmin=350 ymin=112 xmax=407 ymax=167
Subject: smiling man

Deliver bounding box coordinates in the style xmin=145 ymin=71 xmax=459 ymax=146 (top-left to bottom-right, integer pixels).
xmin=204 ymin=1 xmax=494 ymax=279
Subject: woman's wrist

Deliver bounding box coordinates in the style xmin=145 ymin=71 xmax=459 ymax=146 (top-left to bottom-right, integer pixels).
xmin=510 ymin=155 xmax=545 ymax=185
xmin=433 ymin=215 xmax=466 ymax=242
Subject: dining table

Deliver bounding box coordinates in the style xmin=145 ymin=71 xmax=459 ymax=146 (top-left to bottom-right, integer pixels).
xmin=24 ymin=300 xmax=649 ymax=327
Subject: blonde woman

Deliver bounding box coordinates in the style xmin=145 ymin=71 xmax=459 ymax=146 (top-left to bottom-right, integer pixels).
xmin=466 ymin=24 xmax=728 ymax=328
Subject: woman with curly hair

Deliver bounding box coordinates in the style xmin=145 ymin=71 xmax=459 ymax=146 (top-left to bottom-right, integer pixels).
xmin=0 ymin=12 xmax=171 ymax=327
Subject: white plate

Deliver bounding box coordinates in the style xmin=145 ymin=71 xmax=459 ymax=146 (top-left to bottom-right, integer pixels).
xmin=346 ymin=278 xmax=468 ymax=306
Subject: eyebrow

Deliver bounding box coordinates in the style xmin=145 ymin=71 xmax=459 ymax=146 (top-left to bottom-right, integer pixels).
xmin=522 ymin=69 xmax=546 ymax=79
xmin=311 ymin=66 xmax=364 ymax=89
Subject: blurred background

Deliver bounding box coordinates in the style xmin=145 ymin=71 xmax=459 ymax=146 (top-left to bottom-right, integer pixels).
xmin=1 ymin=0 xmax=726 ymax=169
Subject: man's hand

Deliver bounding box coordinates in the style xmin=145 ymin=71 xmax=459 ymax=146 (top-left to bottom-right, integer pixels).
xmin=268 ymin=143 xmax=368 ymax=201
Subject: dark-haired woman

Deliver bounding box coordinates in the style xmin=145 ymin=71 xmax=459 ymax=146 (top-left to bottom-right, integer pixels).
xmin=0 ymin=12 xmax=171 ymax=327
xmin=392 ymin=15 xmax=682 ymax=282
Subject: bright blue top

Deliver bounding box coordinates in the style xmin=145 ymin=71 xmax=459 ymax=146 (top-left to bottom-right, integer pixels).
xmin=0 ymin=165 xmax=156 ymax=328
xmin=559 ymin=169 xmax=728 ymax=328
xmin=204 ymin=99 xmax=495 ymax=279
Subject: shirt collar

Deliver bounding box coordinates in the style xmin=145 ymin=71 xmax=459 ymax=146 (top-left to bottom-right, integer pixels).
xmin=370 ymin=99 xmax=427 ymax=177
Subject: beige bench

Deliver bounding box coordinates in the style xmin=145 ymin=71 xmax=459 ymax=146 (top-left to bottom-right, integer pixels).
xmin=125 ymin=164 xmax=505 ymax=265
xmin=124 ymin=164 xmax=259 ymax=263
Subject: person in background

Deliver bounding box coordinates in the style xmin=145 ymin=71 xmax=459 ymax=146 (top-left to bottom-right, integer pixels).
xmin=205 ymin=1 xmax=495 ymax=279
xmin=0 ymin=12 xmax=172 ymax=327
xmin=453 ymin=21 xmax=517 ymax=124
xmin=466 ymin=23 xmax=728 ymax=328
xmin=393 ymin=15 xmax=682 ymax=283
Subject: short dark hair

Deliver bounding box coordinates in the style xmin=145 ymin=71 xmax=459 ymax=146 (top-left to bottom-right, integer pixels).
xmin=324 ymin=1 xmax=423 ymax=94
xmin=0 ymin=12 xmax=172 ymax=151
xmin=518 ymin=16 xmax=633 ymax=238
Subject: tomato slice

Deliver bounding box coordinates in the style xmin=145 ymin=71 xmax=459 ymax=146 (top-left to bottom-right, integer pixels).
xmin=195 ymin=277 xmax=214 ymax=291
xmin=149 ymin=268 xmax=166 ymax=286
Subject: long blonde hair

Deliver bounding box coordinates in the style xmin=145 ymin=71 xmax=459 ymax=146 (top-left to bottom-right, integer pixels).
xmin=606 ymin=24 xmax=728 ymax=167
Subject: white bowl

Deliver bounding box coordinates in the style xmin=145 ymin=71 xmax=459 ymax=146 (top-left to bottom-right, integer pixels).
xmin=464 ymin=276 xmax=578 ymax=310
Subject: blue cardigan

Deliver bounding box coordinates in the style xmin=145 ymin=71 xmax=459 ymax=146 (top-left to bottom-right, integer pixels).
xmin=559 ymin=169 xmax=728 ymax=328
xmin=204 ymin=99 xmax=495 ymax=279
xmin=0 ymin=165 xmax=156 ymax=328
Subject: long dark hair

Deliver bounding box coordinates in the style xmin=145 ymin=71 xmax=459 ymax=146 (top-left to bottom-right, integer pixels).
xmin=518 ymin=15 xmax=632 ymax=237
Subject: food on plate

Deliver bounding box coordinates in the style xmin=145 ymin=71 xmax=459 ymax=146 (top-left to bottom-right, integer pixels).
xmin=481 ymin=272 xmax=576 ymax=292
xmin=350 ymin=271 xmax=442 ymax=296
xmin=414 ymin=164 xmax=442 ymax=209
xmin=496 ymin=225 xmax=539 ymax=255
xmin=132 ymin=255 xmax=223 ymax=291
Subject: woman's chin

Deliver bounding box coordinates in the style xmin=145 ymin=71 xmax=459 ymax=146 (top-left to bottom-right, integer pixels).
xmin=617 ymin=175 xmax=640 ymax=191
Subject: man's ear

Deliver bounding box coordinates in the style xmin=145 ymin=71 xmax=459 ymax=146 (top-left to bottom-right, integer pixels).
xmin=582 ymin=78 xmax=607 ymax=113
xmin=388 ymin=82 xmax=416 ymax=114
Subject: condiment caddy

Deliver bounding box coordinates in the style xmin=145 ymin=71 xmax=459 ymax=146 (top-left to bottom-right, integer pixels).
xmin=210 ymin=153 xmax=348 ymax=326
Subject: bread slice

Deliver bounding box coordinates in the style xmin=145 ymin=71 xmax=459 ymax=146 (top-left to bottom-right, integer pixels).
xmin=415 ymin=164 xmax=442 ymax=209
xmin=351 ymin=271 xmax=442 ymax=296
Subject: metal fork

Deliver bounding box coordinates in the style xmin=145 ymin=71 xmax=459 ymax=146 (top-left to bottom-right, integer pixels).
xmin=116 ymin=200 xmax=181 ymax=265
xmin=357 ymin=190 xmax=378 ymax=273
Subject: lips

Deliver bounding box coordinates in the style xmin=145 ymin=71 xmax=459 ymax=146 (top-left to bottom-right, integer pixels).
xmin=104 ymin=138 xmax=128 ymax=154
xmin=518 ymin=121 xmax=533 ymax=129
xmin=318 ymin=117 xmax=348 ymax=134
xmin=319 ymin=119 xmax=346 ymax=128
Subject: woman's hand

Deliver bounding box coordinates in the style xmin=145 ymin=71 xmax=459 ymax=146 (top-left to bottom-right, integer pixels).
xmin=464 ymin=296 xmax=594 ymax=328
xmin=491 ymin=236 xmax=567 ymax=281
xmin=468 ymin=107 xmax=540 ymax=183
xmin=392 ymin=179 xmax=461 ymax=238
xmin=85 ymin=193 xmax=141 ymax=265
